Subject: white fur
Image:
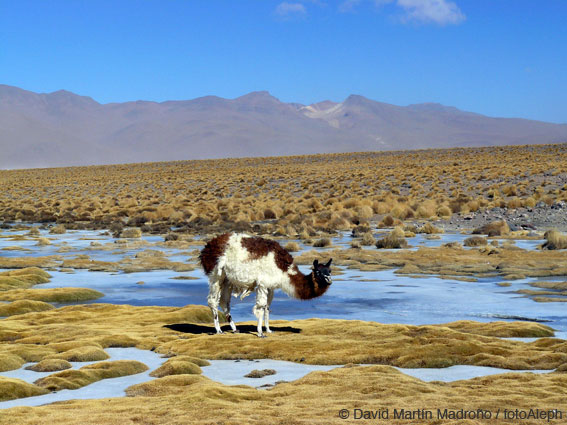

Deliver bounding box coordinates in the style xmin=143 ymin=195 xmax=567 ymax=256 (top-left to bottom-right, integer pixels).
xmin=207 ymin=233 xmax=297 ymax=337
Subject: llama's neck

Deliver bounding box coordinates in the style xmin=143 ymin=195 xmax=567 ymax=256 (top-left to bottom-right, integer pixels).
xmin=286 ymin=266 xmax=330 ymax=300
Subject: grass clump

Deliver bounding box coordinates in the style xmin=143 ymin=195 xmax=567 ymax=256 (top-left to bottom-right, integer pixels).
xmin=26 ymin=359 xmax=72 ymax=372
xmin=284 ymin=241 xmax=300 ymax=252
xmin=0 ymin=377 xmax=49 ymax=401
xmin=34 ymin=360 xmax=148 ymax=391
xmin=150 ymin=358 xmax=202 ymax=378
xmin=0 ymin=300 xmax=54 ymax=316
xmin=541 ymin=229 xmax=567 ymax=250
xmin=0 ymin=267 xmax=51 ymax=290
xmin=49 ymin=224 xmax=66 ymax=234
xmin=473 ymin=220 xmax=510 ymax=236
xmin=418 ymin=222 xmax=444 ymax=234
xmin=0 ymin=287 xmax=104 ymax=303
xmin=244 ymin=369 xmax=277 ymax=378
xmin=464 ymin=236 xmax=488 ymax=247
xmin=313 ymin=238 xmax=332 ymax=248
xmin=120 ymin=228 xmax=142 ymax=238
xmin=375 ymin=229 xmax=408 ymax=249
xmin=360 ymin=232 xmax=376 ymax=246
xmin=50 ymin=346 xmax=109 ymax=362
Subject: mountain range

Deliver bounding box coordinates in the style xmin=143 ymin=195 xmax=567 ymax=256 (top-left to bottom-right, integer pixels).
xmin=1 ymin=84 xmax=566 ymax=169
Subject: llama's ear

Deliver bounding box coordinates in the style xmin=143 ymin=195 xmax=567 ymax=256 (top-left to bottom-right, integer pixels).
xmin=313 ymin=259 xmax=319 ymax=268
xmin=326 ymin=259 xmax=332 ymax=267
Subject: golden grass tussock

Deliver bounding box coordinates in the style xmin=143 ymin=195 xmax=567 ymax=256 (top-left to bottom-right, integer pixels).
xmin=284 ymin=241 xmax=300 ymax=252
xmin=0 ymin=377 xmax=49 ymax=401
xmin=313 ymin=237 xmax=332 ymax=247
xmin=120 ymin=227 xmax=142 ymax=238
xmin=48 ymin=224 xmax=66 ymax=234
xmin=0 ymin=267 xmax=52 ymax=290
xmin=464 ymin=236 xmax=488 ymax=247
xmin=35 ymin=237 xmax=51 ymax=246
xmin=533 ymin=296 xmax=567 ymax=302
xmin=25 ymin=358 xmax=72 ymax=372
xmin=439 ymin=320 xmax=554 ymax=338
xmin=244 ymin=368 xmax=276 ymax=378
xmin=360 ymin=232 xmax=376 ymax=246
xmin=436 ymin=204 xmax=453 ymax=218
xmin=149 ymin=358 xmax=202 ymax=378
xmin=0 ymin=354 xmax=27 ymax=372
xmin=0 ymin=300 xmax=54 ymax=316
xmin=375 ymin=227 xmax=408 ymax=249
xmin=473 ymin=220 xmax=510 ymax=236
xmin=0 ymin=287 xmax=104 ymax=303
xmin=541 ymin=229 xmax=567 ymax=250
xmin=48 ymin=346 xmax=110 ymax=362
xmin=418 ymin=222 xmax=444 ymax=234
xmin=379 ymin=214 xmax=395 ymax=227
xmin=529 ymin=281 xmax=567 ymax=290
xmin=34 ymin=360 xmax=148 ymax=391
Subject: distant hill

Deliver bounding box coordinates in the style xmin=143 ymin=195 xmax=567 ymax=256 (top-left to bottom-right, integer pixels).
xmin=1 ymin=84 xmax=566 ymax=169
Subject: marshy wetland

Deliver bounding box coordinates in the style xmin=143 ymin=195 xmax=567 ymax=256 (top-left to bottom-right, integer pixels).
xmin=1 ymin=144 xmax=567 ymax=424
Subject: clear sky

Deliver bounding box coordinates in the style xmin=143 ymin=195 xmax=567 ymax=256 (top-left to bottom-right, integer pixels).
xmin=1 ymin=0 xmax=566 ymax=123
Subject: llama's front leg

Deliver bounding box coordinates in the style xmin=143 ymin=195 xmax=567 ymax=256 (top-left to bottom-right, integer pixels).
xmin=264 ymin=289 xmax=274 ymax=334
xmin=207 ymin=275 xmax=223 ymax=334
xmin=253 ymin=286 xmax=269 ymax=338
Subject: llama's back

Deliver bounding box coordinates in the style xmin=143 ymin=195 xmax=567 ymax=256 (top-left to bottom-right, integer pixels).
xmin=200 ymin=233 xmax=296 ymax=289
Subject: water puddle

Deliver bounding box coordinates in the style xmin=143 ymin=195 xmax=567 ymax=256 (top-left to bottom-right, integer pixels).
xmin=0 ymin=348 xmax=166 ymax=409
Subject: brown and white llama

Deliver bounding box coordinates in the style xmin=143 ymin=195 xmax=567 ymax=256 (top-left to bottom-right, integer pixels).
xmin=199 ymin=233 xmax=332 ymax=337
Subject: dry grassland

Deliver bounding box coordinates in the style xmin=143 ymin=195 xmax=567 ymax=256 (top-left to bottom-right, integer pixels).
xmin=0 ymin=304 xmax=566 ymax=424
xmin=1 ymin=145 xmax=567 ymax=423
xmin=1 ymin=144 xmax=566 ymax=235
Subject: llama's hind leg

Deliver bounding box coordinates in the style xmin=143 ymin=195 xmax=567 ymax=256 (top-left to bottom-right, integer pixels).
xmin=264 ymin=289 xmax=274 ymax=334
xmin=220 ymin=281 xmax=238 ymax=333
xmin=207 ymin=273 xmax=223 ymax=334
xmin=253 ymin=286 xmax=269 ymax=338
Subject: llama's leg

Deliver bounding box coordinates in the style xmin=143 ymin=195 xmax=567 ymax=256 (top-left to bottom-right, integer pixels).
xmin=264 ymin=289 xmax=274 ymax=334
xmin=253 ymin=286 xmax=269 ymax=338
xmin=207 ymin=272 xmax=223 ymax=334
xmin=220 ymin=281 xmax=238 ymax=333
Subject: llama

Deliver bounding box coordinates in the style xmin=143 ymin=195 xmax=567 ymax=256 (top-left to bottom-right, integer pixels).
xmin=199 ymin=233 xmax=332 ymax=337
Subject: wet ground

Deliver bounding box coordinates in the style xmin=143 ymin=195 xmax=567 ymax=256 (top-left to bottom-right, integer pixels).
xmin=1 ymin=225 xmax=566 ymax=408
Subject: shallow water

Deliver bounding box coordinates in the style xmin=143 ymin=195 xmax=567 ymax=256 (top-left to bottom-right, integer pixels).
xmin=0 ymin=348 xmax=166 ymax=408
xmin=201 ymin=359 xmax=338 ymax=388
xmin=393 ymin=365 xmax=552 ymax=382
xmin=32 ymin=266 xmax=567 ymax=335
xmin=202 ymin=359 xmax=553 ymax=388
xmin=1 ymin=228 xmax=566 ymax=333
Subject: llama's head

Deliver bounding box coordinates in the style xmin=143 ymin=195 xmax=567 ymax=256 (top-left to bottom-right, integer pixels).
xmin=312 ymin=259 xmax=332 ymax=291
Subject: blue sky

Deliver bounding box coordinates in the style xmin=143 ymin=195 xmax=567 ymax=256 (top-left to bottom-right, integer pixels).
xmin=1 ymin=0 xmax=566 ymax=123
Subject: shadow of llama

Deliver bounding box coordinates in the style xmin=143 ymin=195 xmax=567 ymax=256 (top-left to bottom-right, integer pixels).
xmin=199 ymin=233 xmax=332 ymax=337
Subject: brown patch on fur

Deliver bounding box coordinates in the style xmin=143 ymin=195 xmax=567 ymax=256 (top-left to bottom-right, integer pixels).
xmin=240 ymin=236 xmax=293 ymax=272
xmin=199 ymin=233 xmax=231 ymax=275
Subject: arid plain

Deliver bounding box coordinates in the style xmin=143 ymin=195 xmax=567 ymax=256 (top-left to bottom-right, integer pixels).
xmin=1 ymin=144 xmax=567 ymax=424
